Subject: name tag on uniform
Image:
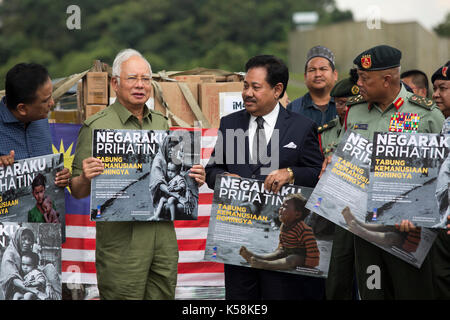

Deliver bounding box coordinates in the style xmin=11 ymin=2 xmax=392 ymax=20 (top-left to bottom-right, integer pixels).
xmin=353 ymin=123 xmax=368 ymax=130
xmin=389 ymin=112 xmax=420 ymax=133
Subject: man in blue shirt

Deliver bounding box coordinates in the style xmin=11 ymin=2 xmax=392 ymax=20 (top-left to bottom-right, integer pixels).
xmin=0 ymin=63 xmax=70 ymax=186
xmin=287 ymin=45 xmax=338 ymax=126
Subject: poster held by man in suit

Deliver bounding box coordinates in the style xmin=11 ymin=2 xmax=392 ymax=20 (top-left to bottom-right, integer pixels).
xmin=205 ymin=175 xmax=334 ymax=278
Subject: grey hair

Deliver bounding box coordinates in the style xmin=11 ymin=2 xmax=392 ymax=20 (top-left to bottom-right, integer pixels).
xmin=112 ymin=48 xmax=152 ymax=83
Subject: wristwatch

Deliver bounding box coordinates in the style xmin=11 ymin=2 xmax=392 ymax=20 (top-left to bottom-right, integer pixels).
xmin=286 ymin=167 xmax=294 ymax=184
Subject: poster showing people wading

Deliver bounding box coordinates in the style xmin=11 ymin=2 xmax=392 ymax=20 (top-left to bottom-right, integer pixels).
xmin=90 ymin=129 xmax=200 ymax=221
xmin=305 ymin=130 xmax=437 ymax=268
xmin=367 ymin=132 xmax=450 ymax=229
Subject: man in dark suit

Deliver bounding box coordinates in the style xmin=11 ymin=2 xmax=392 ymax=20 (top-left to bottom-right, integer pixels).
xmin=205 ymin=55 xmax=324 ymax=300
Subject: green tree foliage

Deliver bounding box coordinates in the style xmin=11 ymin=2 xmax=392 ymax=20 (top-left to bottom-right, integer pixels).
xmin=434 ymin=12 xmax=450 ymax=37
xmin=0 ymin=0 xmax=352 ymax=88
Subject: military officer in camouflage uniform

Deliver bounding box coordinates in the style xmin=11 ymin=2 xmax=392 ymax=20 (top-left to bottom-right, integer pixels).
xmin=339 ymin=45 xmax=444 ymax=299
xmin=323 ymin=73 xmax=360 ymax=300
xmin=319 ymin=71 xmax=360 ymax=157
xmin=70 ymin=49 xmax=206 ymax=300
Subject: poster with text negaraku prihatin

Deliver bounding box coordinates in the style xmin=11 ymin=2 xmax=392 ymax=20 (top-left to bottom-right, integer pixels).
xmin=447 ymin=183 xmax=450 ymax=223
xmin=305 ymin=130 xmax=437 ymax=268
xmin=367 ymin=132 xmax=450 ymax=229
xmin=90 ymin=129 xmax=200 ymax=221
xmin=204 ymin=175 xmax=335 ymax=278
xmin=0 ymin=154 xmax=65 ymax=232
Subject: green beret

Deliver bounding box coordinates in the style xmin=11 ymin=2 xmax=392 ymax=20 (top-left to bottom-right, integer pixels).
xmin=431 ymin=61 xmax=450 ymax=83
xmin=353 ymin=45 xmax=402 ymax=71
xmin=330 ymin=78 xmax=360 ymax=98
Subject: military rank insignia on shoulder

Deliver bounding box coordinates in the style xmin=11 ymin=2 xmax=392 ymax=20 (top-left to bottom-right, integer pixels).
xmin=409 ymin=94 xmax=434 ymax=110
xmin=318 ymin=118 xmax=338 ymax=133
xmin=346 ymin=94 xmax=365 ymax=106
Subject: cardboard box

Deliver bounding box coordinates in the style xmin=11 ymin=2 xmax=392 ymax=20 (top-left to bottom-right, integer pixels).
xmin=85 ymin=105 xmax=107 ymax=119
xmin=171 ymin=75 xmax=216 ymax=83
xmin=85 ymin=72 xmax=108 ymax=105
xmin=226 ymin=74 xmax=242 ymax=82
xmin=199 ymin=82 xmax=244 ymax=128
xmin=153 ymin=82 xmax=199 ymax=127
xmin=49 ymin=110 xmax=80 ymax=124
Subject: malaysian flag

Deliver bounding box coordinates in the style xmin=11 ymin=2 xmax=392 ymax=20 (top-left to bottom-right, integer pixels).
xmin=49 ymin=124 xmax=224 ymax=289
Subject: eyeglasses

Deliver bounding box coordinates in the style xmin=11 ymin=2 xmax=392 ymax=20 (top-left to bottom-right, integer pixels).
xmin=117 ymin=75 xmax=152 ymax=85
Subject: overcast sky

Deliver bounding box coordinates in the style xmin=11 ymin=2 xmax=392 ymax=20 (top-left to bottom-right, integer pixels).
xmin=335 ymin=0 xmax=450 ymax=31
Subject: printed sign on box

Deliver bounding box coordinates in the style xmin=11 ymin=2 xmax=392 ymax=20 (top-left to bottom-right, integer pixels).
xmin=219 ymin=91 xmax=244 ymax=118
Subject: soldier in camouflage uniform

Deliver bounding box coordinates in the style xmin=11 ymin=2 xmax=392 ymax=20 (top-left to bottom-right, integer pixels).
xmin=338 ymin=45 xmax=444 ymax=299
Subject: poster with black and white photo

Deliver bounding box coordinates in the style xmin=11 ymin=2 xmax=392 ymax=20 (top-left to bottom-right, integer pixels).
xmin=305 ymin=130 xmax=437 ymax=268
xmin=90 ymin=129 xmax=200 ymax=221
xmin=367 ymin=132 xmax=450 ymax=229
xmin=204 ymin=175 xmax=335 ymax=278
xmin=447 ymin=183 xmax=450 ymax=223
xmin=0 ymin=222 xmax=62 ymax=300
xmin=0 ymin=153 xmax=65 ymax=231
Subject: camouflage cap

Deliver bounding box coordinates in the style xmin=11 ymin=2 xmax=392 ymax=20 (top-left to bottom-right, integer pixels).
xmin=353 ymin=45 xmax=402 ymax=71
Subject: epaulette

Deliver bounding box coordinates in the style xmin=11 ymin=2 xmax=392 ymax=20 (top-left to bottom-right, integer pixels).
xmin=409 ymin=94 xmax=435 ymax=110
xmin=149 ymin=109 xmax=169 ymax=120
xmin=318 ymin=117 xmax=338 ymax=133
xmin=84 ymin=109 xmax=108 ymax=126
xmin=345 ymin=94 xmax=366 ymax=106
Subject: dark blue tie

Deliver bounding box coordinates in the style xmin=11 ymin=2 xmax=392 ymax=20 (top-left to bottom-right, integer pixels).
xmin=252 ymin=116 xmax=266 ymax=164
